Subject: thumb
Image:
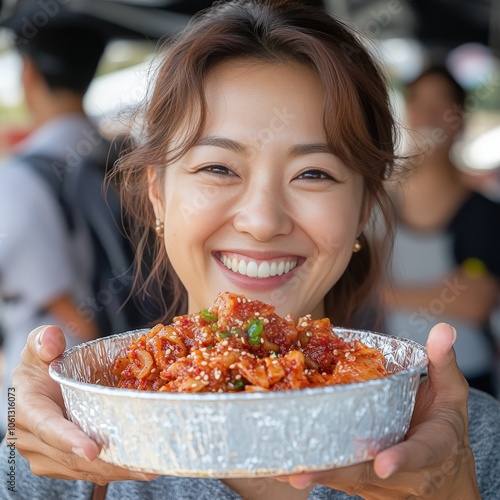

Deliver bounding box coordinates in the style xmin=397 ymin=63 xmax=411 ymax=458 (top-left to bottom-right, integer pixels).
xmin=21 ymin=325 xmax=67 ymax=366
xmin=426 ymin=322 xmax=466 ymax=396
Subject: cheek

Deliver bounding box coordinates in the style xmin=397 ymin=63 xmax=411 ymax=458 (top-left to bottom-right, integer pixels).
xmin=299 ymin=192 xmax=362 ymax=251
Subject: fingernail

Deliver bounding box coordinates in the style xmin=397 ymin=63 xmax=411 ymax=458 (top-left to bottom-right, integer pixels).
xmin=290 ymin=476 xmax=312 ymax=489
xmin=135 ymin=473 xmax=154 ymax=481
xmin=35 ymin=327 xmax=46 ymax=349
xmin=379 ymin=463 xmax=397 ymax=479
xmin=450 ymin=326 xmax=457 ymax=345
xmin=72 ymin=447 xmax=91 ymax=462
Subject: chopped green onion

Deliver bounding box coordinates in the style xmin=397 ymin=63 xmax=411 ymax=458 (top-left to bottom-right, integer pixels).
xmin=247 ymin=319 xmax=264 ymax=346
xmin=232 ymin=379 xmax=244 ymax=390
xmin=219 ymin=330 xmax=230 ymax=338
xmin=231 ymin=327 xmax=243 ymax=336
xmin=200 ymin=309 xmax=218 ymax=322
xmin=211 ymin=324 xmax=218 ymax=332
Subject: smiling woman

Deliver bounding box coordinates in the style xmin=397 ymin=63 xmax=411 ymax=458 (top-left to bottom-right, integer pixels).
xmin=3 ymin=1 xmax=500 ymax=499
xmin=148 ymin=60 xmax=367 ymax=321
xmin=122 ymin=4 xmax=398 ymax=328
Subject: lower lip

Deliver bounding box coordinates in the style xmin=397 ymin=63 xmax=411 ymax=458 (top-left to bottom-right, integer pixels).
xmin=214 ymin=257 xmax=300 ymax=291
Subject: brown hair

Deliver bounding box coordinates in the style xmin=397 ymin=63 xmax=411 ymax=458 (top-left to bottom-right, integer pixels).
xmin=117 ymin=0 xmax=398 ymax=326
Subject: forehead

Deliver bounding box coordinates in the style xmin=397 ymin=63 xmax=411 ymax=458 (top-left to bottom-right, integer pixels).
xmin=408 ymin=74 xmax=457 ymax=102
xmin=201 ymin=59 xmax=327 ymax=140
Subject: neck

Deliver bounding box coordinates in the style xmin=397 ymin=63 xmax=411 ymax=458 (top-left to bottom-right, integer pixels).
xmin=406 ymin=148 xmax=461 ymax=193
xmin=31 ymin=89 xmax=86 ymax=127
xmin=396 ymin=149 xmax=469 ymax=230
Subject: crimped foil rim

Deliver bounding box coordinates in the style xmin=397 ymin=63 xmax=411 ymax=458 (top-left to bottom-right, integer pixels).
xmin=49 ymin=327 xmax=428 ymax=400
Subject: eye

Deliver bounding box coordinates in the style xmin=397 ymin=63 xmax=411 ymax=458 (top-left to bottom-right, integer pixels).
xmin=295 ymin=169 xmax=337 ymax=181
xmin=199 ymin=164 xmax=236 ymax=176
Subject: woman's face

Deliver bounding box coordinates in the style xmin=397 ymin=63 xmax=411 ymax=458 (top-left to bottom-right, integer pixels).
xmin=149 ymin=60 xmax=366 ymax=318
xmin=405 ymin=74 xmax=463 ymax=148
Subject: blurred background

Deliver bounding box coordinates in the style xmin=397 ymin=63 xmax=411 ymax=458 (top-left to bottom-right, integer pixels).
xmin=1 ymin=0 xmax=499 ymax=186
xmin=0 ymin=0 xmax=499 ymax=397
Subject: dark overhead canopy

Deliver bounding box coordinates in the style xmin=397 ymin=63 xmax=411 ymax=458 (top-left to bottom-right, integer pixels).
xmin=0 ymin=0 xmax=496 ymax=56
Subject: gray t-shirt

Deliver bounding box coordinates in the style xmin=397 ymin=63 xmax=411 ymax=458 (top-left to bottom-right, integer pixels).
xmin=1 ymin=389 xmax=498 ymax=499
xmin=0 ymin=114 xmax=109 ymax=434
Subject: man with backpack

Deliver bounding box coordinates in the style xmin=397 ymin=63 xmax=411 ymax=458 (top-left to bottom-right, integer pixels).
xmin=0 ymin=3 xmax=146 ymax=435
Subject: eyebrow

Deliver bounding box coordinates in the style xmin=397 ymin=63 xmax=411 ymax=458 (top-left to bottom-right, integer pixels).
xmin=195 ymin=136 xmax=336 ymax=157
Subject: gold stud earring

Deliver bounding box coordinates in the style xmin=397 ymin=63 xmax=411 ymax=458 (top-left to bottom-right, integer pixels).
xmin=353 ymin=239 xmax=362 ymax=253
xmin=155 ymin=218 xmax=164 ymax=236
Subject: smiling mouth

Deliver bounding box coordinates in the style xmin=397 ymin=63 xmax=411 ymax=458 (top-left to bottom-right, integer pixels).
xmin=218 ymin=253 xmax=299 ymax=278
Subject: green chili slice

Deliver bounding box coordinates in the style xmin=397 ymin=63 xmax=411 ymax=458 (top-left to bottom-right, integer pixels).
xmin=247 ymin=319 xmax=264 ymax=346
xmin=200 ymin=309 xmax=218 ymax=322
xmin=232 ymin=380 xmax=244 ymax=390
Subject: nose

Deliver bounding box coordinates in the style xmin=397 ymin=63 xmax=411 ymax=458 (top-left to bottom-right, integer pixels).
xmin=232 ymin=185 xmax=293 ymax=241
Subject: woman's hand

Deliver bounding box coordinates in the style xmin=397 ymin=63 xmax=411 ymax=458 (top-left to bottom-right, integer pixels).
xmin=13 ymin=325 xmax=156 ymax=485
xmin=277 ymin=323 xmax=481 ymax=499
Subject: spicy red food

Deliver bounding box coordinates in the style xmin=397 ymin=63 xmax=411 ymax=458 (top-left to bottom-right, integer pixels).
xmin=112 ymin=292 xmax=387 ymax=392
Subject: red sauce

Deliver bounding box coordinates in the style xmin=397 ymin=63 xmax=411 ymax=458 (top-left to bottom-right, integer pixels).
xmin=112 ymin=292 xmax=387 ymax=392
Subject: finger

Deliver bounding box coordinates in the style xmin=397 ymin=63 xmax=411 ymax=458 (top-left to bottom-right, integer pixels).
xmin=281 ymin=462 xmax=375 ymax=494
xmin=426 ymin=323 xmax=468 ymax=400
xmin=24 ymin=451 xmax=155 ymax=484
xmin=19 ymin=395 xmax=101 ymax=461
xmin=20 ymin=325 xmax=66 ymax=366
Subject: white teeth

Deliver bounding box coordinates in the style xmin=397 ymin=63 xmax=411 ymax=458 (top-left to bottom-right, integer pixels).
xmin=277 ymin=261 xmax=285 ymax=276
xmin=238 ymin=260 xmax=247 ymax=275
xmin=258 ymin=261 xmax=270 ymax=278
xmin=270 ymin=262 xmax=277 ymax=276
xmin=220 ymin=255 xmax=298 ymax=279
xmin=246 ymin=261 xmax=258 ymax=277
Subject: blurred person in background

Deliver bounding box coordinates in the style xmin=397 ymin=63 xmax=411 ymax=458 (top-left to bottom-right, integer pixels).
xmin=0 ymin=3 xmax=141 ymax=435
xmin=383 ymin=66 xmax=500 ymax=395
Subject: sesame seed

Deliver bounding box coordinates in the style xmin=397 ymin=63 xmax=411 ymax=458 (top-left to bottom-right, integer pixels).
xmin=260 ymin=338 xmax=264 ymax=344
xmin=191 ymin=383 xmax=197 ymax=388
xmin=241 ymin=351 xmax=247 ymax=356
xmin=263 ymin=318 xmax=269 ymax=324
xmin=165 ymin=349 xmax=171 ymax=355
xmin=188 ymin=367 xmax=194 ymax=373
xmin=235 ymin=374 xmax=242 ymax=380
xmin=203 ymin=375 xmax=209 ymax=381
xmin=301 ymin=321 xmax=308 ymax=328
xmin=195 ymin=375 xmax=201 ymax=380
xmin=229 ymin=364 xmax=236 ymax=369
xmin=200 ymin=371 xmax=205 ymax=376
xmin=306 ymin=332 xmax=311 ymax=337
xmin=254 ymin=312 xmax=260 ymax=316
xmin=221 ymin=340 xmax=229 ymax=346
xmin=223 ymin=352 xmax=229 ymax=356
xmin=201 ymin=361 xmax=208 ymax=366
xmin=237 ymin=297 xmax=241 ymax=303
xmin=333 ymin=349 xmax=339 ymax=355
xmin=272 ymin=360 xmax=278 ymax=365
xmin=214 ymin=369 xmax=221 ymax=380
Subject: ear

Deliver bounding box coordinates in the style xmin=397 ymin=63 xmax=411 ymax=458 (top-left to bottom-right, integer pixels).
xmin=21 ymin=56 xmax=43 ymax=88
xmin=147 ymin=166 xmax=164 ymax=219
xmin=356 ymin=191 xmax=372 ymax=236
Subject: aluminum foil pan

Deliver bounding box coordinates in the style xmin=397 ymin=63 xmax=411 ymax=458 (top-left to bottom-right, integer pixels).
xmin=49 ymin=327 xmax=428 ymax=477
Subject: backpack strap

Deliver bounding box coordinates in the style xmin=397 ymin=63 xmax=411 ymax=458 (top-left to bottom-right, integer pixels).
xmin=18 ymin=151 xmax=137 ymax=334
xmin=19 ymin=154 xmax=76 ymax=233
